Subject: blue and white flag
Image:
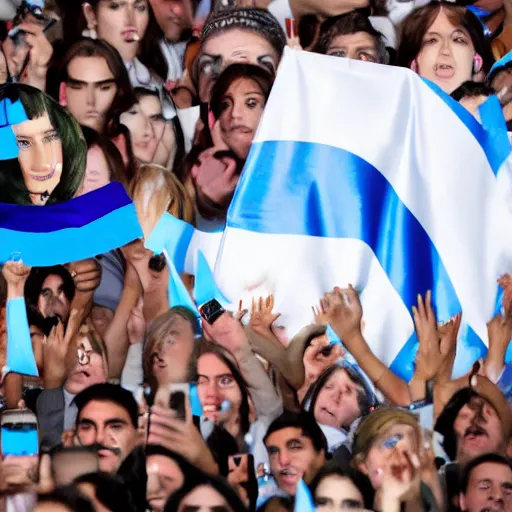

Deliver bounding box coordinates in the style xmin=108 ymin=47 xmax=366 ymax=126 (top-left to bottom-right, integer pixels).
xmin=211 ymin=48 xmax=512 ymax=380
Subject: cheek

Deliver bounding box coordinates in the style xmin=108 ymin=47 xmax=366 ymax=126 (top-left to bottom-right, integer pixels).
xmin=136 ymin=12 xmax=149 ymax=34
xmin=416 ymin=48 xmax=436 ymax=76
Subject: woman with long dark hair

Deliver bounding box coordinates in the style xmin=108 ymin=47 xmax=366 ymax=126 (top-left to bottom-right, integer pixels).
xmin=395 ymin=1 xmax=493 ymax=93
xmin=0 ymin=83 xmax=86 ymax=205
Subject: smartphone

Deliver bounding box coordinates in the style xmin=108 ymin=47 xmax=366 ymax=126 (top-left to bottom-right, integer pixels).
xmin=1 ymin=409 xmax=39 ymax=457
xmin=199 ymin=299 xmax=225 ymax=325
xmin=169 ymin=383 xmax=189 ymax=421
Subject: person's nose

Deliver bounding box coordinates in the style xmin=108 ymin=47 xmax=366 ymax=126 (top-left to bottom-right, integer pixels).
xmin=146 ymin=471 xmax=161 ymax=497
xmin=278 ymin=449 xmax=291 ymax=468
xmin=142 ymin=116 xmax=155 ymax=141
xmin=231 ymin=100 xmax=245 ymax=121
xmin=30 ymin=141 xmax=50 ymax=172
xmin=205 ymin=381 xmax=221 ymax=400
xmin=86 ymin=85 xmax=95 ymax=107
xmin=170 ymin=0 xmax=184 ymax=16
xmin=126 ymin=5 xmax=136 ymax=26
xmin=440 ymin=38 xmax=452 ymax=56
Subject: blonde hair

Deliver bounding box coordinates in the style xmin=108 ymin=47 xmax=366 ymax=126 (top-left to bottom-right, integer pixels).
xmin=75 ymin=319 xmax=109 ymax=376
xmin=130 ymin=164 xmax=196 ymax=238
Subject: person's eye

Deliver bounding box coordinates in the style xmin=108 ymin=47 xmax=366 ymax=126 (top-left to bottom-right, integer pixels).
xmin=219 ymin=375 xmax=234 ymax=387
xmin=16 ymin=138 xmax=30 ymax=149
xmin=324 ymin=384 xmax=334 ymax=390
xmin=503 ymin=487 xmax=512 ymax=496
xmin=328 ymin=51 xmax=346 ymax=58
xmin=110 ymin=423 xmax=124 ymax=431
xmin=67 ymin=83 xmax=83 ymax=90
xmin=289 ymin=441 xmax=302 ymax=451
xmin=267 ymin=447 xmax=279 ymax=456
xmin=423 ymin=37 xmax=438 ymax=45
xmin=245 ymin=98 xmax=259 ymax=109
xmin=136 ymin=2 xmax=147 ymax=12
xmin=42 ymin=133 xmax=60 ymax=144
xmin=100 ymin=84 xmax=114 ymax=92
xmin=258 ymin=56 xmax=275 ymax=73
xmin=315 ymin=497 xmax=328 ymax=506
xmin=479 ymin=483 xmax=490 ymax=491
xmin=197 ymin=376 xmax=208 ymax=386
xmin=40 ymin=289 xmax=50 ymax=297
xmin=200 ymin=62 xmax=214 ymax=75
xmin=359 ymin=53 xmax=377 ymax=63
xmin=79 ymin=423 xmax=92 ymax=431
xmin=151 ymin=114 xmax=165 ymax=123
xmin=220 ymin=100 xmax=230 ymax=112
xmin=108 ymin=2 xmax=121 ymax=10
xmin=454 ymin=36 xmax=468 ymax=45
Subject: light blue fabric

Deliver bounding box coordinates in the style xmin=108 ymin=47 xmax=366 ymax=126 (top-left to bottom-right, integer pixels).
xmin=294 ymin=479 xmax=315 ymax=512
xmin=193 ymin=250 xmax=230 ymax=308
xmin=6 ymin=297 xmax=38 ymax=377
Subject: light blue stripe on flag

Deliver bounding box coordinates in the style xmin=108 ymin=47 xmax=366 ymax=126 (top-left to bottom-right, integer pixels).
xmin=0 ymin=203 xmax=142 ymax=266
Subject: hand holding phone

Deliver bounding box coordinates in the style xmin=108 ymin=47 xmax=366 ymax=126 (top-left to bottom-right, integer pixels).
xmin=169 ymin=384 xmax=190 ymax=421
xmin=199 ymin=299 xmax=225 ymax=325
xmin=1 ymin=409 xmax=39 ymax=457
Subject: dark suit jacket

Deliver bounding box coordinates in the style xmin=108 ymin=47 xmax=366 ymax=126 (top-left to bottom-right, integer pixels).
xmin=36 ymin=387 xmax=65 ymax=451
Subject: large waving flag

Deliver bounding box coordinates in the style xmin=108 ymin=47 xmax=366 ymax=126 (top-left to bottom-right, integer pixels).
xmin=213 ymin=48 xmax=512 ymax=380
xmin=0 ymin=182 xmax=143 ymax=266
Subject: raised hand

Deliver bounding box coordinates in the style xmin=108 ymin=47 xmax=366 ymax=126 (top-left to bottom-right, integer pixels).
xmin=42 ymin=319 xmax=69 ymax=389
xmin=2 ymin=260 xmax=30 ymax=298
xmin=312 ymin=302 xmax=330 ymax=325
xmin=249 ymin=295 xmax=282 ymax=339
xmin=303 ymin=334 xmax=344 ymax=384
xmin=321 ymin=285 xmax=362 ymax=343
xmin=202 ymin=312 xmax=249 ymax=355
xmin=127 ymin=297 xmax=146 ymax=346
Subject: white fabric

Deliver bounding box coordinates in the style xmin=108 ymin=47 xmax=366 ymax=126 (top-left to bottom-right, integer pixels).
xmin=121 ymin=343 xmax=144 ymax=390
xmin=160 ymin=40 xmax=187 ymax=82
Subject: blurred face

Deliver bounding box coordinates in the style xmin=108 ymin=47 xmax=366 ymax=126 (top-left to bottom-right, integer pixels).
xmin=460 ymin=462 xmax=512 ymax=512
xmin=149 ymin=0 xmax=194 ymax=42
xmin=12 ymin=114 xmax=63 ymax=205
xmin=313 ymin=369 xmax=362 ymax=430
xmin=80 ymin=146 xmax=111 ymax=196
xmin=76 ymin=399 xmax=137 ymax=473
xmin=218 ymin=78 xmax=266 ymax=160
xmin=266 ymin=427 xmax=325 ymax=496
xmin=138 ymin=93 xmax=176 ymax=167
xmin=77 ymin=482 xmax=111 ymax=512
xmin=415 ymin=9 xmax=475 ymax=93
xmin=65 ymin=335 xmax=107 ymax=395
xmin=360 ymin=423 xmax=419 ymax=490
xmin=52 ymin=451 xmax=99 ymax=486
xmin=326 ymin=32 xmax=380 ymax=62
xmin=34 ymin=503 xmax=72 ymax=512
xmin=197 ymin=353 xmax=243 ymax=426
xmin=198 ymin=29 xmax=278 ymax=101
xmin=146 ymin=454 xmax=185 ymax=512
xmin=120 ymin=101 xmax=158 ymax=163
xmin=93 ymin=0 xmax=150 ymax=62
xmin=0 ymin=50 xmax=9 ymax=84
xmin=150 ymin=315 xmax=195 ymax=385
xmin=314 ymin=474 xmax=365 ymax=511
xmin=63 ymin=56 xmax=117 ymax=133
xmin=38 ymin=274 xmax=70 ymax=321
xmin=453 ymin=397 xmax=505 ymax=464
xmin=177 ymin=485 xmax=233 ymax=512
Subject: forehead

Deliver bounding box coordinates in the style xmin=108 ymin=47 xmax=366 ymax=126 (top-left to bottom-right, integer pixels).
xmin=79 ymin=399 xmax=130 ymax=422
xmin=12 ymin=114 xmax=54 ymax=137
xmin=202 ymin=29 xmax=277 ymax=58
xmin=377 ymin=422 xmax=417 ymax=441
xmin=224 ymin=77 xmax=264 ymax=96
xmin=42 ymin=273 xmax=64 ymax=289
xmin=469 ymin=462 xmax=512 ymax=483
xmin=139 ymin=94 xmax=162 ymax=113
xmin=147 ymin=454 xmax=182 ymax=473
xmin=316 ymin=474 xmax=362 ymax=499
xmin=427 ymin=8 xmax=468 ymax=35
xmin=328 ymin=31 xmax=378 ymax=48
xmin=266 ymin=426 xmax=311 ymax=446
xmin=68 ymin=56 xmax=114 ymax=81
xmin=197 ymin=353 xmax=231 ymax=374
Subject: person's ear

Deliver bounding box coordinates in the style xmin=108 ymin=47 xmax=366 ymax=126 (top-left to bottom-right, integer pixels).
xmin=473 ymin=53 xmax=483 ymax=74
xmin=459 ymin=492 xmax=467 ymax=511
xmin=59 ymin=82 xmax=67 ymax=107
xmin=410 ymin=59 xmax=418 ymax=73
xmin=82 ymin=3 xmax=98 ymax=37
xmin=357 ymin=458 xmax=369 ymax=475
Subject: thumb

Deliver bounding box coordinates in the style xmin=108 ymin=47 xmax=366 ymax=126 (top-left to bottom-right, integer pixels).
xmin=38 ymin=453 xmax=54 ymax=494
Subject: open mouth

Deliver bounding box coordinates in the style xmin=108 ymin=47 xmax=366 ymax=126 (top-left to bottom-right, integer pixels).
xmin=321 ymin=407 xmax=336 ymax=418
xmin=30 ymin=167 xmax=55 ymax=182
xmin=280 ymin=468 xmax=299 ymax=485
xmin=465 ymin=425 xmax=488 ymax=441
xmin=230 ymin=125 xmax=252 ymax=134
xmin=434 ymin=63 xmax=455 ymax=78
xmin=122 ymin=29 xmax=140 ymax=42
xmin=203 ymin=404 xmax=220 ymax=413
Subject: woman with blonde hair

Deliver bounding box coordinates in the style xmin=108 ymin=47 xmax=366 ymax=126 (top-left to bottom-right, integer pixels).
xmin=130 ymin=163 xmax=196 ymax=239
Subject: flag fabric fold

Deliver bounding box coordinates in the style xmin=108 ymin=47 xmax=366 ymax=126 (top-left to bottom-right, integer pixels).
xmin=0 ymin=182 xmax=143 ymax=266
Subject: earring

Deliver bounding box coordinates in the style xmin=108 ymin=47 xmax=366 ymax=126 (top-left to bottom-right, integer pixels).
xmin=473 ymin=54 xmax=483 ymax=74
xmin=81 ymin=26 xmax=97 ymax=39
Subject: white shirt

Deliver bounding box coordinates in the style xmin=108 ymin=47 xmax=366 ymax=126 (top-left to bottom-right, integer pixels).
xmin=160 ymin=40 xmax=188 ymax=82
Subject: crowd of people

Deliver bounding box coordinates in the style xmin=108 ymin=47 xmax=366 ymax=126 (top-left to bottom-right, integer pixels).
xmin=0 ymin=0 xmax=512 ymax=511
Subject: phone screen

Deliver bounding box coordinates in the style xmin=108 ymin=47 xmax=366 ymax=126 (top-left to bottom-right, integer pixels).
xmin=169 ymin=391 xmax=186 ymax=421
xmin=199 ymin=299 xmax=225 ymax=325
xmin=1 ymin=422 xmax=39 ymax=456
